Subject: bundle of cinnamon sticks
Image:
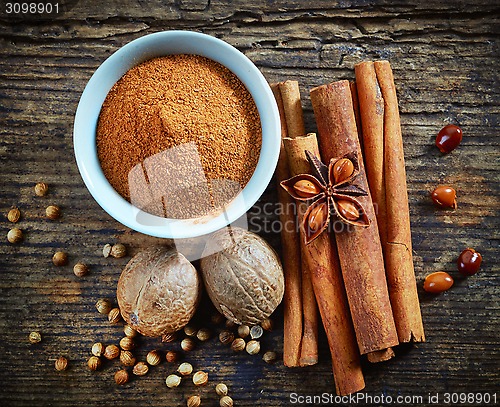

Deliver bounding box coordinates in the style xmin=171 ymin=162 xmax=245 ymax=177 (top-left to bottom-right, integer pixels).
xmin=273 ymin=61 xmax=424 ymax=396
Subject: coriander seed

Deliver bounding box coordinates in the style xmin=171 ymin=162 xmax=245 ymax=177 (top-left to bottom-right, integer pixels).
xmin=108 ymin=308 xmax=121 ymax=324
xmin=196 ymin=328 xmax=211 ymax=342
xmin=28 ymin=331 xmax=42 ymax=344
xmin=132 ymin=361 xmax=149 ymax=376
xmin=250 ymin=325 xmax=263 ymax=339
xmin=102 ymin=243 xmax=112 ymax=258
xmin=193 ymin=371 xmax=208 ymax=386
xmin=95 ymin=298 xmax=112 ymax=315
xmin=187 ymin=395 xmax=201 ymax=407
xmin=45 ymin=205 xmax=61 ymax=220
xmin=55 ymin=356 xmax=68 ymax=371
xmin=7 ymin=208 xmax=21 ymax=223
xmin=181 ymin=337 xmax=195 ymax=352
xmin=73 ymin=262 xmax=89 ymax=277
xmin=124 ymin=324 xmax=138 ymax=338
xmin=120 ymin=350 xmax=136 ymax=367
xmin=110 ymin=243 xmax=127 ymax=258
xmin=262 ymin=351 xmax=277 ymax=364
xmin=104 ymin=344 xmax=120 ymax=360
xmin=184 ymin=324 xmax=198 ymax=337
xmin=91 ymin=342 xmax=104 ymax=357
xmin=119 ymin=336 xmax=135 ymax=351
xmin=231 ymin=338 xmax=245 ymax=352
xmin=166 ymin=374 xmax=181 ymax=388
xmin=52 ymin=251 xmax=68 ymax=266
xmin=161 ymin=332 xmax=177 ymax=343
xmin=114 ymin=369 xmax=129 ymax=385
xmin=237 ymin=325 xmax=250 ymax=338
xmin=219 ymin=330 xmax=234 ymax=346
xmin=7 ymin=228 xmax=23 ymax=244
xmin=34 ymin=182 xmax=48 ymax=197
xmin=87 ymin=356 xmax=102 ymax=371
xmin=220 ymin=395 xmax=234 ymax=407
xmin=178 ymin=362 xmax=193 ymax=376
xmin=166 ymin=350 xmax=179 ymax=363
xmin=260 ymin=318 xmax=273 ymax=331
xmin=246 ymin=340 xmax=260 ymax=355
xmin=146 ymin=350 xmax=161 ymax=366
xmin=215 ymin=382 xmax=228 ymax=397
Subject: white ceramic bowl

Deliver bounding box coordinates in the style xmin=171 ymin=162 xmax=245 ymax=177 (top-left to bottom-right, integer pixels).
xmin=74 ymin=31 xmax=280 ymax=239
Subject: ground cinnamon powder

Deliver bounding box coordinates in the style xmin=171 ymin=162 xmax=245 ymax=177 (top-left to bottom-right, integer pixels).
xmin=96 ymin=55 xmax=262 ymax=219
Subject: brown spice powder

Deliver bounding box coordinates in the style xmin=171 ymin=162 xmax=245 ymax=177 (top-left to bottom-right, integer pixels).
xmin=97 ymin=54 xmax=262 ymax=219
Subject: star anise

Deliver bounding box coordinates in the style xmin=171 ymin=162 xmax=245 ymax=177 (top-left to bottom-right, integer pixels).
xmin=281 ymin=151 xmax=370 ymax=244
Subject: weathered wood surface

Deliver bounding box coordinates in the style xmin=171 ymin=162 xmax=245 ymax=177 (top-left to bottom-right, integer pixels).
xmin=0 ymin=1 xmax=499 ymax=406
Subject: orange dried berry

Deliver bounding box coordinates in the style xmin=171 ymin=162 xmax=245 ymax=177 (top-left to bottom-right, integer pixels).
xmin=423 ymin=272 xmax=454 ymax=293
xmin=333 ymin=158 xmax=354 ymax=183
xmin=293 ymin=179 xmax=321 ymax=198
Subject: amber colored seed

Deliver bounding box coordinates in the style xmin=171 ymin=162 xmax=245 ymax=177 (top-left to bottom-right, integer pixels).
xmin=215 ymin=382 xmax=228 ymax=396
xmin=146 ymin=350 xmax=161 ymax=366
xmin=237 ymin=325 xmax=250 ymax=338
xmin=260 ymin=318 xmax=273 ymax=331
xmin=187 ymin=395 xmax=201 ymax=407
xmin=308 ymin=202 xmax=328 ymax=232
xmin=166 ymin=374 xmax=181 ymax=388
xmin=132 ymin=361 xmax=149 ymax=376
xmin=95 ymin=298 xmax=112 ymax=315
xmin=7 ymin=208 xmax=21 ymax=223
xmin=87 ymin=356 xmax=102 ymax=371
xmin=181 ymin=338 xmax=196 ymax=352
xmin=246 ymin=340 xmax=260 ymax=355
xmin=293 ymin=179 xmax=321 ymax=198
xmin=192 ymin=371 xmax=208 ymax=386
xmin=219 ymin=330 xmax=235 ymax=346
xmin=110 ymin=243 xmax=127 ymax=258
xmin=108 ymin=308 xmax=121 ymax=324
xmin=91 ymin=342 xmax=104 ymax=357
xmin=220 ymin=395 xmax=234 ymax=407
xmin=457 ymin=248 xmax=482 ymax=276
xmin=73 ymin=262 xmax=89 ymax=277
xmin=120 ymin=350 xmax=136 ymax=367
xmin=423 ymin=272 xmax=454 ymax=293
xmin=104 ymin=344 xmax=120 ymax=360
xmin=124 ymin=324 xmax=138 ymax=338
xmin=34 ymin=182 xmax=48 ymax=196
xmin=337 ymin=200 xmax=360 ymax=221
xmin=165 ymin=350 xmax=179 ymax=363
xmin=45 ymin=205 xmax=61 ymax=220
xmin=120 ymin=336 xmax=135 ymax=351
xmin=431 ymin=186 xmax=457 ymax=209
xmin=178 ymin=362 xmax=193 ymax=376
xmin=114 ymin=369 xmax=129 ymax=385
xmin=7 ymin=228 xmax=23 ymax=244
xmin=52 ymin=251 xmax=68 ymax=266
xmin=231 ymin=338 xmax=246 ymax=352
xmin=436 ymin=124 xmax=463 ymax=154
xmin=196 ymin=328 xmax=211 ymax=342
xmin=184 ymin=324 xmax=198 ymax=337
xmin=262 ymin=351 xmax=277 ymax=364
xmin=54 ymin=356 xmax=68 ymax=371
xmin=333 ymin=158 xmax=354 ymax=183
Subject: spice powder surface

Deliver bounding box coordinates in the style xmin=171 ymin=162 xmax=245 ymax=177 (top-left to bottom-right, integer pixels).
xmin=97 ymin=55 xmax=262 ymax=219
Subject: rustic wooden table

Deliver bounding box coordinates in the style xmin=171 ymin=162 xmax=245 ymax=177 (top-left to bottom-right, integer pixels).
xmin=1 ymin=1 xmax=499 ymax=406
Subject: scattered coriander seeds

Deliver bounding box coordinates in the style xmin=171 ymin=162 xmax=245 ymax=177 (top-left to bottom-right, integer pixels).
xmin=95 ymin=298 xmax=112 ymax=315
xmin=104 ymin=344 xmax=120 ymax=360
xmin=260 ymin=318 xmax=273 ymax=331
xmin=119 ymin=336 xmax=135 ymax=351
xmin=52 ymin=251 xmax=68 ymax=266
xmin=184 ymin=324 xmax=198 ymax=337
xmin=114 ymin=369 xmax=129 ymax=385
xmin=178 ymin=362 xmax=193 ymax=376
xmin=246 ymin=340 xmax=260 ymax=355
xmin=162 ymin=332 xmax=177 ymax=343
xmin=250 ymin=325 xmax=263 ymax=339
xmin=146 ymin=350 xmax=161 ymax=366
xmin=29 ymin=331 xmax=42 ymax=344
xmin=7 ymin=228 xmax=23 ymax=244
xmin=132 ymin=361 xmax=149 ymax=376
xmin=7 ymin=208 xmax=21 ymax=223
xmin=34 ymin=182 xmax=48 ymax=196
xmin=166 ymin=374 xmax=181 ymax=388
xmin=166 ymin=350 xmax=179 ymax=363
xmin=120 ymin=350 xmax=136 ymax=367
xmin=124 ymin=324 xmax=138 ymax=338
xmin=181 ymin=337 xmax=196 ymax=352
xmin=231 ymin=338 xmax=246 ymax=352
xmin=197 ymin=328 xmax=211 ymax=342
xmin=102 ymin=243 xmax=112 ymax=258
xmin=193 ymin=371 xmax=208 ymax=386
xmin=55 ymin=356 xmax=68 ymax=371
xmin=187 ymin=395 xmax=201 ymax=407
xmin=237 ymin=325 xmax=250 ymax=338
xmin=110 ymin=243 xmax=127 ymax=258
xmin=215 ymin=383 xmax=228 ymax=397
xmin=45 ymin=205 xmax=61 ymax=220
xmin=73 ymin=262 xmax=89 ymax=277
xmin=262 ymin=351 xmax=277 ymax=364
xmin=220 ymin=395 xmax=234 ymax=407
xmin=219 ymin=330 xmax=235 ymax=346
xmin=91 ymin=342 xmax=104 ymax=357
xmin=108 ymin=308 xmax=121 ymax=324
xmin=87 ymin=356 xmax=102 ymax=371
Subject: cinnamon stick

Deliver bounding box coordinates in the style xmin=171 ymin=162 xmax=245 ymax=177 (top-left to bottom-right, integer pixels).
xmin=270 ymin=83 xmax=303 ymax=367
xmin=277 ymin=81 xmax=318 ymax=367
xmin=284 ymin=134 xmax=365 ymax=395
xmin=373 ymin=60 xmax=425 ymax=343
xmin=310 ymin=80 xmax=399 ymax=356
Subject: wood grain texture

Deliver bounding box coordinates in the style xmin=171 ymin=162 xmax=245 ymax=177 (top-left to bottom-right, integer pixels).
xmin=0 ymin=1 xmax=499 ymax=406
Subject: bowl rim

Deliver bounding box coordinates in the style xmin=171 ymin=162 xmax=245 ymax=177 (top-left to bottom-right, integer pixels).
xmin=73 ymin=30 xmax=280 ymax=239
